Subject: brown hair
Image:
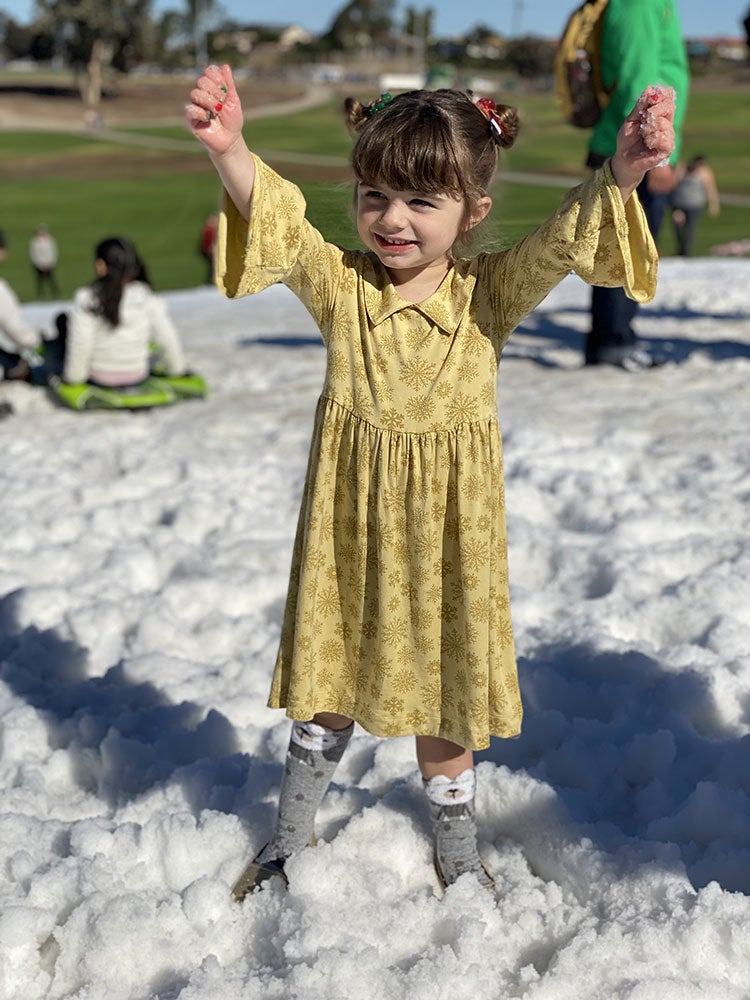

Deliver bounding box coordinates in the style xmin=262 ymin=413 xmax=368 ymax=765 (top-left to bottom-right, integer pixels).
xmin=89 ymin=237 xmax=147 ymax=328
xmin=343 ymin=89 xmax=519 ymax=205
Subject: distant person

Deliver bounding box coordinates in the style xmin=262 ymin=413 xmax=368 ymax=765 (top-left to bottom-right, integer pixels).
xmin=186 ymin=65 xmax=674 ymax=898
xmin=199 ymin=212 xmax=218 ymax=283
xmin=29 ymin=224 xmax=60 ymax=299
xmin=583 ymin=0 xmax=689 ymax=370
xmin=55 ymin=236 xmax=187 ymax=387
xmin=0 ymin=241 xmax=41 ymax=382
xmin=669 ymin=155 xmax=720 ymax=257
xmin=744 ymin=6 xmax=750 ymax=62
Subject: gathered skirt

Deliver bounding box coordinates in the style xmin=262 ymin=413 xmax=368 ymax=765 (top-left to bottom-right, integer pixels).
xmin=268 ymin=395 xmax=523 ymax=751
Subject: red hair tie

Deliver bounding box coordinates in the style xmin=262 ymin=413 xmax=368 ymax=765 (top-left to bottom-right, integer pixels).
xmin=472 ymin=95 xmax=504 ymax=145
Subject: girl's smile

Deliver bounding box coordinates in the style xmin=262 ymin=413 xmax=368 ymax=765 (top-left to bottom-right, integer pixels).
xmin=372 ymin=233 xmax=420 ymax=256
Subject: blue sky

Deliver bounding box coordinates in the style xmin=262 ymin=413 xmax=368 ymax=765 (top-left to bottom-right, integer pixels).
xmin=1 ymin=0 xmax=747 ymax=40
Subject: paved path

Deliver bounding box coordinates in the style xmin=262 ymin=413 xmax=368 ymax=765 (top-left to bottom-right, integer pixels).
xmin=65 ymin=123 xmax=750 ymax=206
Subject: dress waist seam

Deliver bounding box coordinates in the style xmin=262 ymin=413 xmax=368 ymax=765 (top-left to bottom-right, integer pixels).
xmin=318 ymin=393 xmax=499 ymax=439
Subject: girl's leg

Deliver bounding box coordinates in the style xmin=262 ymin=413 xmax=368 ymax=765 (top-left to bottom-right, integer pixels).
xmin=417 ymin=734 xmax=494 ymax=889
xmin=261 ymin=712 xmax=353 ymax=860
xmin=416 ymin=735 xmax=473 ymax=779
xmin=232 ymin=712 xmax=353 ymax=899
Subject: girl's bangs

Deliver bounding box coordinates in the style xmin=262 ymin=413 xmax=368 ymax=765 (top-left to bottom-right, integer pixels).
xmin=353 ymin=117 xmax=464 ymax=197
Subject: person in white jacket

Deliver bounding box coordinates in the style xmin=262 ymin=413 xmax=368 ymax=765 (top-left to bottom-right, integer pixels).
xmin=0 ymin=244 xmax=40 ymax=381
xmin=61 ymin=237 xmax=187 ymax=387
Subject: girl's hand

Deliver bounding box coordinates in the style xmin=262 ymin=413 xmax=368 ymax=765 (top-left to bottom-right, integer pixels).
xmin=611 ymin=87 xmax=676 ymax=193
xmin=185 ymin=63 xmax=244 ymax=156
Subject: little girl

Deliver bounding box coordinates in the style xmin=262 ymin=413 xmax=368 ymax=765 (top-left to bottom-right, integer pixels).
xmin=186 ymin=67 xmax=674 ymax=898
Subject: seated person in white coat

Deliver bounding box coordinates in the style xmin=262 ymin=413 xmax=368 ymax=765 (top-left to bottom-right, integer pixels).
xmin=0 ymin=244 xmax=41 ymax=381
xmin=61 ymin=237 xmax=187 ymax=387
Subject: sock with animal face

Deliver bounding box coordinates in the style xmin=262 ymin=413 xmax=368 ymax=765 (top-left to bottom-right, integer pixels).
xmin=257 ymin=719 xmax=354 ymax=864
xmin=424 ymin=767 xmax=493 ymax=888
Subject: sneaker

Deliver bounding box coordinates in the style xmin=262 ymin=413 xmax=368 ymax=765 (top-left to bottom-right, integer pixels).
xmin=230 ymin=833 xmax=317 ymax=901
xmin=231 ymin=848 xmax=288 ymax=901
xmin=595 ymin=346 xmax=666 ymax=371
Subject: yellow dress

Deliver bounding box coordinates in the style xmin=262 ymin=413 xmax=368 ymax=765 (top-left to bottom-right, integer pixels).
xmin=216 ymin=155 xmax=657 ymax=750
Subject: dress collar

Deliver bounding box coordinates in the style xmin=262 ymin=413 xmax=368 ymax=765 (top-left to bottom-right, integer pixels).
xmin=362 ymin=256 xmax=477 ymax=335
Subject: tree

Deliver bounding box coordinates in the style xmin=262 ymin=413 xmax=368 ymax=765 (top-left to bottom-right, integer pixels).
xmin=323 ymin=0 xmax=396 ymax=53
xmin=36 ymin=0 xmax=157 ymax=121
xmin=402 ymin=6 xmax=433 ymax=69
xmin=184 ymin=0 xmax=220 ymax=68
xmin=403 ymin=5 xmax=433 ymax=43
xmin=503 ymin=34 xmax=554 ymax=79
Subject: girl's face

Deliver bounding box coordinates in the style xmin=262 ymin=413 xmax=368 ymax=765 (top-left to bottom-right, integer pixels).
xmin=356 ymin=181 xmax=490 ymax=284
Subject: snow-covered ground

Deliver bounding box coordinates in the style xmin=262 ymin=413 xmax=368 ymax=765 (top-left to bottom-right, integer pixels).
xmin=1 ymin=257 xmax=749 ymax=999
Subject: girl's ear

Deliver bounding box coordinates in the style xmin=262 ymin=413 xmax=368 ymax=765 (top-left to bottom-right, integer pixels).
xmin=466 ymin=196 xmax=492 ymax=231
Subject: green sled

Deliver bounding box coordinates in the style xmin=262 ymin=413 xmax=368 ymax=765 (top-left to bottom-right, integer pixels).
xmin=49 ymin=372 xmax=208 ymax=411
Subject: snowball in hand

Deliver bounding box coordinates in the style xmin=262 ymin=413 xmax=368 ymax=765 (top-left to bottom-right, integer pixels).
xmin=636 ymin=85 xmax=676 ymax=152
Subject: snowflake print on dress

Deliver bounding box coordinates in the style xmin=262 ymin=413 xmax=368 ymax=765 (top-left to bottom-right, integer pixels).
xmin=220 ymin=155 xmax=658 ymax=749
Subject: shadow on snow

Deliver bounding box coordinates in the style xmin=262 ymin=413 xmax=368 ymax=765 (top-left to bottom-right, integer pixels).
xmin=479 ymin=641 xmax=750 ymax=895
xmin=503 ymin=305 xmax=750 ymax=368
xmin=3 ymin=598 xmax=749 ymax=895
xmin=0 ymin=590 xmax=270 ymax=817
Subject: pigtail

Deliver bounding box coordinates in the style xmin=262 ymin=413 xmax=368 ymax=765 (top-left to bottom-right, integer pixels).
xmin=343 ymin=97 xmax=370 ymax=135
xmin=470 ymin=93 xmax=520 ymax=151
xmin=345 ymin=93 xmax=396 ymax=134
xmin=491 ymin=104 xmax=520 ymax=150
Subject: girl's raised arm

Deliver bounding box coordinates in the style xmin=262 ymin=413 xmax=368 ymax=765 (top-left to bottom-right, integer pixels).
xmin=185 ymin=63 xmax=256 ymax=220
xmin=610 ymin=86 xmax=676 ymax=205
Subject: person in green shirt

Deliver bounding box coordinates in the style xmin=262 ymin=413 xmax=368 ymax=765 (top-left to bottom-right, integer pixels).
xmin=585 ymin=0 xmax=689 ymax=370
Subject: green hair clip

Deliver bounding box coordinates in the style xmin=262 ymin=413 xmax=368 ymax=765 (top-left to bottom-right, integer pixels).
xmin=364 ymin=92 xmax=394 ymax=118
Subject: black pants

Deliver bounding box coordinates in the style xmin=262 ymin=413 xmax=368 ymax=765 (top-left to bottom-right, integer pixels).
xmin=39 ymin=312 xmax=68 ymax=376
xmin=0 ymin=346 xmax=38 ymax=381
xmin=585 ymin=172 xmax=669 ymax=363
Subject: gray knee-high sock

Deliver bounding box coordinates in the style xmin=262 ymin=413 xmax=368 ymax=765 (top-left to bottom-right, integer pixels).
xmin=424 ymin=768 xmax=494 ymax=888
xmin=258 ymin=720 xmax=354 ymax=863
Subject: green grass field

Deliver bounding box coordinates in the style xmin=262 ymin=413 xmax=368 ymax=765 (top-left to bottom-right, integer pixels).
xmin=2 ymin=87 xmax=748 ymax=302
